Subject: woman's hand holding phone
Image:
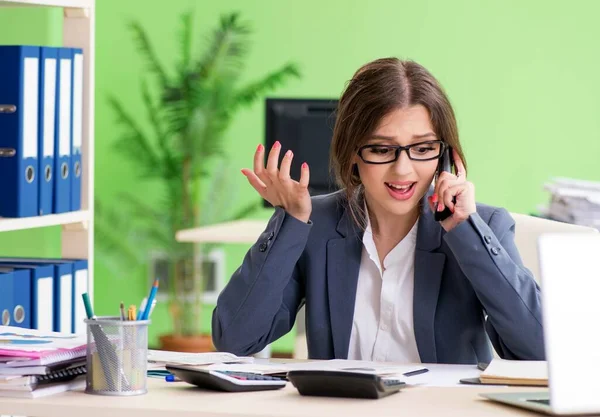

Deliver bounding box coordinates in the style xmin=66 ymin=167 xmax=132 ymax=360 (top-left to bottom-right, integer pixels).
xmin=429 ymin=148 xmax=476 ymax=232
xmin=241 ymin=142 xmax=312 ymax=223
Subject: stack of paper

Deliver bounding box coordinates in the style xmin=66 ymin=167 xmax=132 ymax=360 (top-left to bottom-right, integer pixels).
xmin=147 ymin=350 xmax=255 ymax=367
xmin=540 ymin=177 xmax=600 ymax=230
xmin=201 ymin=359 xmax=427 ymax=378
xmin=480 ymin=359 xmax=548 ymax=386
xmin=0 ymin=326 xmax=88 ymax=397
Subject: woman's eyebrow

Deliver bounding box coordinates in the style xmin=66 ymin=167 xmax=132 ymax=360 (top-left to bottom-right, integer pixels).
xmin=369 ymin=132 xmax=437 ymax=141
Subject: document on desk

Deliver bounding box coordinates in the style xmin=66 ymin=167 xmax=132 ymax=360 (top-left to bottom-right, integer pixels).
xmin=206 ymin=359 xmax=427 ymax=377
xmin=147 ymin=350 xmax=254 ymax=366
xmin=281 ymin=359 xmax=427 ymax=376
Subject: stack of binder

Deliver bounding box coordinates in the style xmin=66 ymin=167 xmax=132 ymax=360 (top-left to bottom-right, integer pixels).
xmin=0 ymin=257 xmax=89 ymax=334
xmin=0 ymin=45 xmax=84 ymax=218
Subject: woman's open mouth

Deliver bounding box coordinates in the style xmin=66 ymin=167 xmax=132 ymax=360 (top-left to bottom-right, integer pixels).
xmin=385 ymin=182 xmax=417 ymax=201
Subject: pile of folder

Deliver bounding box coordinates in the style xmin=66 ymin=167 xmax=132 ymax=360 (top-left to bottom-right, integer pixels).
xmin=0 ymin=257 xmax=88 ymax=334
xmin=0 ymin=326 xmax=87 ymax=398
xmin=539 ymin=177 xmax=600 ymax=230
xmin=0 ymin=45 xmax=84 ymax=218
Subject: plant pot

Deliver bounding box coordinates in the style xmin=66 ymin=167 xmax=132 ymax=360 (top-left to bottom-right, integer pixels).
xmin=158 ymin=334 xmax=214 ymax=353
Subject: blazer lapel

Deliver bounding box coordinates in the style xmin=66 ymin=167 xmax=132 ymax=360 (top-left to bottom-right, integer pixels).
xmin=327 ymin=207 xmax=363 ymax=359
xmin=413 ymin=204 xmax=446 ymax=363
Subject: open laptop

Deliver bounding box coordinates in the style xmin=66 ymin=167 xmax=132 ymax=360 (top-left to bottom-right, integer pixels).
xmin=481 ymin=232 xmax=600 ymax=415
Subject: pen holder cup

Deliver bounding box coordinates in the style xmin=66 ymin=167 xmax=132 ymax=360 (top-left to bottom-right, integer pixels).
xmin=84 ymin=317 xmax=150 ymax=396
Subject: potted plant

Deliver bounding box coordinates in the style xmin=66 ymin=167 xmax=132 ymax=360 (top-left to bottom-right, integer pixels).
xmin=95 ymin=11 xmax=300 ymax=351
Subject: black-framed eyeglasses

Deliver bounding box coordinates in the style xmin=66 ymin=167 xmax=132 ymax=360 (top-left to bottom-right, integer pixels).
xmin=357 ymin=140 xmax=446 ymax=164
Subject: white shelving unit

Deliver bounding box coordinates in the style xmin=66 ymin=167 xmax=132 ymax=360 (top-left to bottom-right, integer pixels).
xmin=0 ymin=0 xmax=95 ymax=298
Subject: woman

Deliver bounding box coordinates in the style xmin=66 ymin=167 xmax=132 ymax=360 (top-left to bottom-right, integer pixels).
xmin=212 ymin=57 xmax=544 ymax=364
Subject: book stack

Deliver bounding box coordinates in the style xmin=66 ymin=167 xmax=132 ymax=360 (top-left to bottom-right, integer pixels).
xmin=539 ymin=177 xmax=600 ymax=230
xmin=0 ymin=325 xmax=87 ymax=398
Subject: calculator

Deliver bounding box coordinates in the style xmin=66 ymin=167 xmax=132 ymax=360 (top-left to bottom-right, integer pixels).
xmin=287 ymin=370 xmax=406 ymax=399
xmin=165 ymin=365 xmax=287 ymax=392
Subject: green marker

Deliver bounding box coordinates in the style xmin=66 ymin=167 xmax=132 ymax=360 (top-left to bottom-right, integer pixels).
xmin=82 ymin=293 xmax=96 ymax=319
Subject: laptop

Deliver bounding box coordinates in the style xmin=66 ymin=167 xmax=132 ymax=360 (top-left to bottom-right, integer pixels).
xmin=480 ymin=232 xmax=600 ymax=415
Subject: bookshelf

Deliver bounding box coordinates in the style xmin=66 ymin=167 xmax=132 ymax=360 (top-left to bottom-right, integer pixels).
xmin=0 ymin=0 xmax=95 ymax=298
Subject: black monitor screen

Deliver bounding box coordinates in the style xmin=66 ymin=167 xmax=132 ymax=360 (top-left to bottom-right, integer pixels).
xmin=264 ymin=98 xmax=339 ymax=207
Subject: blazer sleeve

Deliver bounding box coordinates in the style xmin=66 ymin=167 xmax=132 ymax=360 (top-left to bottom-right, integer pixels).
xmin=211 ymin=207 xmax=311 ymax=356
xmin=443 ymin=208 xmax=545 ymax=360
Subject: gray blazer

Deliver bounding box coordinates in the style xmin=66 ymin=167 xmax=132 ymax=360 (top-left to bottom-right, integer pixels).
xmin=212 ymin=190 xmax=545 ymax=363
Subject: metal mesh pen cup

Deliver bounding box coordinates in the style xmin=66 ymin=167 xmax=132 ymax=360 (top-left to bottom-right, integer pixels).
xmin=84 ymin=317 xmax=150 ymax=396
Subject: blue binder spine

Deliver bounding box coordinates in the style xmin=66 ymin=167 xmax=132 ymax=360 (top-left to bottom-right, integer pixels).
xmin=29 ymin=264 xmax=55 ymax=331
xmin=0 ymin=45 xmax=41 ymax=218
xmin=0 ymin=268 xmax=32 ymax=329
xmin=71 ymin=259 xmax=88 ymax=334
xmin=70 ymin=48 xmax=83 ymax=211
xmin=0 ymin=270 xmax=14 ymax=326
xmin=53 ymin=47 xmax=72 ymax=214
xmin=0 ymin=261 xmax=55 ymax=331
xmin=38 ymin=47 xmax=58 ymax=216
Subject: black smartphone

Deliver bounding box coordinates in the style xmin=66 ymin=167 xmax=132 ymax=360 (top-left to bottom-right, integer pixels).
xmin=434 ymin=146 xmax=454 ymax=222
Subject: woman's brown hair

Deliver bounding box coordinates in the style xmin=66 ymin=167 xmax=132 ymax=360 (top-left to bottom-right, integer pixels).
xmin=330 ymin=57 xmax=467 ymax=229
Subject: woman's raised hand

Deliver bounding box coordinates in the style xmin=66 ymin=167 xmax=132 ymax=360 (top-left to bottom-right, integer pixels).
xmin=241 ymin=142 xmax=312 ymax=223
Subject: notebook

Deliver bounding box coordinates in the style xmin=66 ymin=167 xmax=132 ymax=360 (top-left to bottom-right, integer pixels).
xmin=0 ymin=326 xmax=87 ymax=366
xmin=0 ymin=358 xmax=86 ymax=376
xmin=0 ymin=363 xmax=86 ymax=390
xmin=479 ymin=358 xmax=548 ymax=386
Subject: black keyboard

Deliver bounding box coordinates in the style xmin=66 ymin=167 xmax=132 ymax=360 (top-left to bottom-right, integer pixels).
xmin=527 ymin=399 xmax=550 ymax=405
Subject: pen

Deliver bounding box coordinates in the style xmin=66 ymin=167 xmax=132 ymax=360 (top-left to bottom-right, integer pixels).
xmin=149 ymin=299 xmax=157 ymax=317
xmin=403 ymin=368 xmax=429 ymax=377
xmin=165 ymin=374 xmax=182 ymax=382
xmin=128 ymin=305 xmax=136 ymax=321
xmin=141 ymin=279 xmax=159 ymax=320
xmin=120 ymin=302 xmax=126 ymax=321
xmin=82 ymin=293 xmax=96 ymax=319
xmin=136 ymin=298 xmax=147 ymax=321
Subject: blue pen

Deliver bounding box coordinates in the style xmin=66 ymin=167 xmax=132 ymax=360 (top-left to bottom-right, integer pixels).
xmin=136 ymin=298 xmax=147 ymax=321
xmin=141 ymin=279 xmax=159 ymax=320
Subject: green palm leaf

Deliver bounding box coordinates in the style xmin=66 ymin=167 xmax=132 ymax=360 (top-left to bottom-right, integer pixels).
xmin=129 ymin=21 xmax=169 ymax=89
xmin=108 ymin=96 xmax=162 ymax=178
xmin=177 ymin=10 xmax=194 ymax=76
xmin=234 ymin=63 xmax=301 ymax=110
xmin=194 ymin=12 xmax=251 ymax=82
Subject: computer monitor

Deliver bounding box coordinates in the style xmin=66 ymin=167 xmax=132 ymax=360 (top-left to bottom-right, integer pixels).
xmin=264 ymin=98 xmax=339 ymax=208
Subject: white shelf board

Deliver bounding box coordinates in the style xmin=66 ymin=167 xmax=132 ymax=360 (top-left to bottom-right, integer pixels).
xmin=176 ymin=219 xmax=269 ymax=244
xmin=0 ymin=210 xmax=89 ymax=232
xmin=0 ymin=0 xmax=92 ymax=8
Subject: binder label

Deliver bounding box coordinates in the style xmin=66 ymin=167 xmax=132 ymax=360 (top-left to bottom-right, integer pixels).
xmin=37 ymin=277 xmax=54 ymax=332
xmin=23 ymin=57 xmax=39 ymax=159
xmin=73 ymin=53 xmax=83 ymax=151
xmin=44 ymin=58 xmax=57 ymax=158
xmin=59 ymin=58 xmax=72 ymax=157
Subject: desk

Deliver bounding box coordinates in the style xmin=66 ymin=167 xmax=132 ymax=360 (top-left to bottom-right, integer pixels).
xmin=0 ymin=376 xmax=544 ymax=417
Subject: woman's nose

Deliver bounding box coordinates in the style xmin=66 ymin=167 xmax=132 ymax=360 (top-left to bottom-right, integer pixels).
xmin=392 ymin=149 xmax=414 ymax=176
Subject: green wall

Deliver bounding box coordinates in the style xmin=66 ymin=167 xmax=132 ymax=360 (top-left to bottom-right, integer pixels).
xmin=2 ymin=1 xmax=600 ymax=353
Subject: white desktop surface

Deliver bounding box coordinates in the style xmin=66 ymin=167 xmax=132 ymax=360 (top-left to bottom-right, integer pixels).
xmin=0 ymin=364 xmax=545 ymax=417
